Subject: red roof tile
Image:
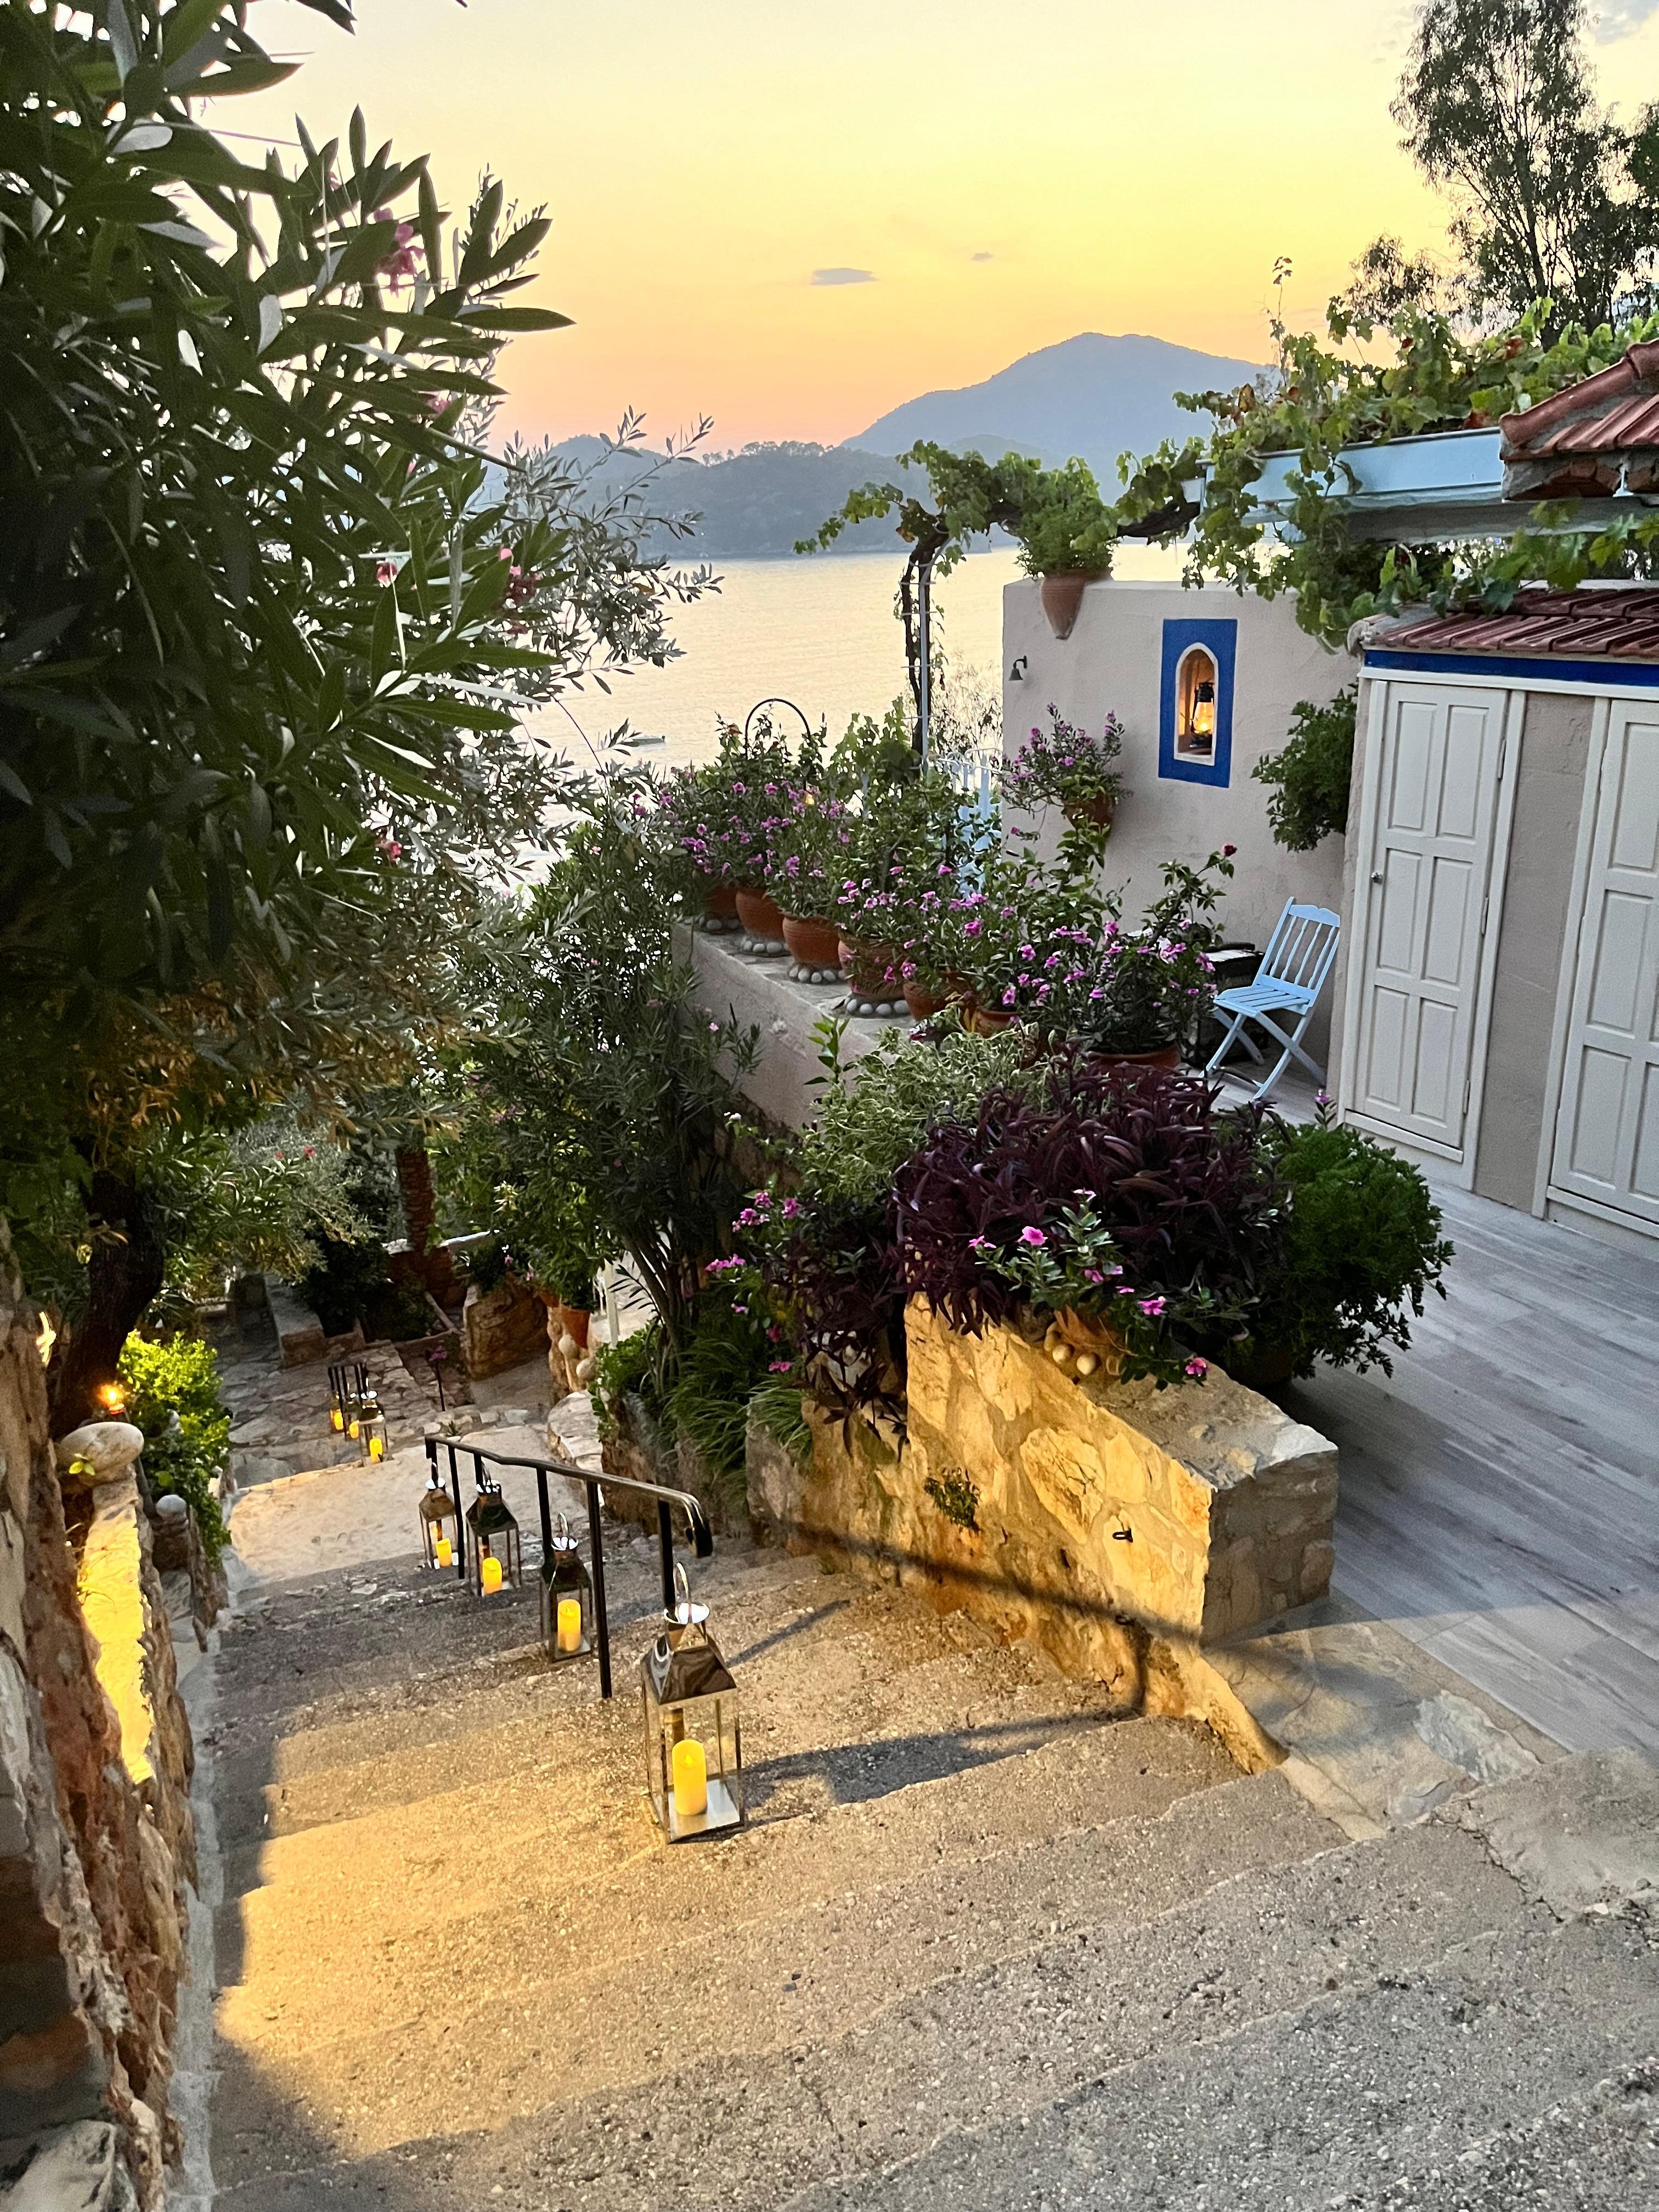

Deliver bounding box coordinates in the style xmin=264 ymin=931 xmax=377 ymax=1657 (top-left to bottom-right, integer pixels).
xmin=1378 ymin=589 xmax=1659 ymax=664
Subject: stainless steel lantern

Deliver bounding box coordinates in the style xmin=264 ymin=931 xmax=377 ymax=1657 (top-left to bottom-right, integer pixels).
xmin=539 ymin=1513 xmax=594 ymax=1664
xmin=641 ymin=1565 xmax=742 ymax=1841
xmin=360 ymin=1395 xmax=389 ymax=1462
xmin=465 ymin=1479 xmax=522 ymax=1597
xmin=419 ymin=1475 xmax=458 ymax=1570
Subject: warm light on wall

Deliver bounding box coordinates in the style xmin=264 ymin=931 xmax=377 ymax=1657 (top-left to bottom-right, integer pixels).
xmin=36 ymin=1315 xmax=57 ymax=1367
xmin=1176 ymin=647 xmax=1218 ymax=758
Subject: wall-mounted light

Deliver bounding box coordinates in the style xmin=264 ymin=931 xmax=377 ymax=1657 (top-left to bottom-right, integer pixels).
xmin=1008 ymin=655 xmax=1028 ymax=682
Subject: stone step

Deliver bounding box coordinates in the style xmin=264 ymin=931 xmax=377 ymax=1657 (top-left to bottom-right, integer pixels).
xmin=212 ymin=1786 xmax=1617 ymax=2204
xmin=217 ymin=1766 xmax=1331 ymax=2154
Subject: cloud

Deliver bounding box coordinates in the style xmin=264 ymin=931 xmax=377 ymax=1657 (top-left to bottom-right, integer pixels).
xmin=971 ymin=251 xmax=994 ymax=262
xmin=811 ymin=266 xmax=876 ymax=286
xmin=1596 ymin=1 xmax=1659 ymax=35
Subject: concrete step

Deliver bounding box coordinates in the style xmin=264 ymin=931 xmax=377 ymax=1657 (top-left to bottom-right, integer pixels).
xmin=211 ymin=1791 xmax=1617 ymax=2206
xmin=217 ymin=1767 xmax=1334 ymax=2158
xmin=787 ymin=1909 xmax=1658 ymax=2212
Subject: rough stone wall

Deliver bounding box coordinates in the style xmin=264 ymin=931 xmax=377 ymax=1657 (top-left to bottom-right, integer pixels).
xmin=0 ymin=1238 xmax=194 ymax=2207
xmin=747 ymin=1299 xmax=1338 ymax=1769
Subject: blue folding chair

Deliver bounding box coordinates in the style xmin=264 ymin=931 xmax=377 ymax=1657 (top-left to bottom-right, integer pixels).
xmin=1204 ymin=901 xmax=1341 ymax=1103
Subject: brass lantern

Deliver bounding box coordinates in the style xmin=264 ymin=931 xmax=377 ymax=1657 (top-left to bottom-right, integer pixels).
xmin=539 ymin=1513 xmax=594 ymax=1664
xmin=466 ymin=1479 xmax=521 ymax=1598
xmin=641 ymin=1565 xmax=742 ymax=1841
xmin=419 ymin=1475 xmax=458 ymax=1571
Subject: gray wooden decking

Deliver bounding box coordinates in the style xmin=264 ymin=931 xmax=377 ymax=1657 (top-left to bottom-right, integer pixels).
xmin=1284 ymin=1185 xmax=1659 ymax=1762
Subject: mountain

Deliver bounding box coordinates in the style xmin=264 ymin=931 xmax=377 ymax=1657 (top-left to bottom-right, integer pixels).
xmin=852 ymin=332 xmax=1266 ymax=482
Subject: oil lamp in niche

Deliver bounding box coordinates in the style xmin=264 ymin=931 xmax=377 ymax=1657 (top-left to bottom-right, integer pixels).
xmin=641 ymin=1564 xmax=742 ymax=1842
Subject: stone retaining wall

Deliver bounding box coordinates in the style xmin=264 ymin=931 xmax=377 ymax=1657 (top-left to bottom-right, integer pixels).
xmin=0 ymin=1238 xmax=194 ymax=2208
xmin=747 ymin=1299 xmax=1338 ymax=1768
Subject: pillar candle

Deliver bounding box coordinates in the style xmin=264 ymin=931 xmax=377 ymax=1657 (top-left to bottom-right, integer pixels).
xmin=671 ymin=1736 xmax=707 ymax=1820
xmin=556 ymin=1597 xmax=583 ymax=1654
xmin=330 ymin=1407 xmax=344 ymax=1432
xmin=368 ymin=1434 xmax=385 ymax=1462
xmin=435 ymin=1536 xmax=453 ymax=1568
xmin=480 ymin=1554 xmax=503 ymax=1595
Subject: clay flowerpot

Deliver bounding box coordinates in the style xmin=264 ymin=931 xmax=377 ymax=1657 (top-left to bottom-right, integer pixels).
xmin=838 ymin=936 xmax=899 ymax=998
xmin=1039 ymin=571 xmax=1108 ymax=641
xmin=902 ymin=970 xmax=972 ymax=1022
xmin=1063 ymin=792 xmax=1117 ymax=833
xmin=1086 ymin=1042 xmax=1182 ymax=1074
xmin=705 ymin=883 xmax=740 ymax=924
xmin=558 ymin=1304 xmax=592 ymax=1351
xmin=969 ymin=1005 xmax=1015 ymax=1036
xmin=782 ymin=914 xmax=842 ymax=969
xmin=735 ymin=887 xmax=787 ymax=944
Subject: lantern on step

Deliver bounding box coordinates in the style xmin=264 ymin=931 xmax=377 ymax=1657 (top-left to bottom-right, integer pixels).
xmin=540 ymin=1513 xmax=594 ymax=1664
xmin=641 ymin=1564 xmax=743 ymax=1842
xmin=360 ymin=1394 xmax=389 ymax=1462
xmin=419 ymin=1476 xmax=458 ymax=1571
xmin=466 ymin=1479 xmax=521 ymax=1598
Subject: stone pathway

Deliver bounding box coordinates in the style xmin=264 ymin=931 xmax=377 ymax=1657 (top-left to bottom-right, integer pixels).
xmin=185 ymin=1333 xmax=1659 ymax=2210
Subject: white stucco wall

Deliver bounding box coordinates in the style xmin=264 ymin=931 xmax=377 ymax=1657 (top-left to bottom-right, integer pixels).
xmin=1001 ymin=579 xmax=1352 ymax=961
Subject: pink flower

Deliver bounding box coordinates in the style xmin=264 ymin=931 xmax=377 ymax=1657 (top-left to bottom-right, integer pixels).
xmin=375 ymin=559 xmax=398 ymax=586
xmin=1184 ymin=1357 xmax=1209 ymax=1380
xmin=968 ymin=1235 xmax=993 ymax=1253
xmin=1222 ymin=843 xmax=1237 ymax=857
xmin=1138 ymin=1296 xmax=1166 ymax=1317
xmin=377 ymin=834 xmax=402 ymax=860
xmin=1020 ymin=1226 xmax=1047 ymax=1248
xmin=768 ymin=1359 xmax=792 ymax=1373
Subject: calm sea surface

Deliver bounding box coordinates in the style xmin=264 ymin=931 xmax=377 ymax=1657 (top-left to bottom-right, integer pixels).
xmin=529 ymin=543 xmax=1184 ymax=777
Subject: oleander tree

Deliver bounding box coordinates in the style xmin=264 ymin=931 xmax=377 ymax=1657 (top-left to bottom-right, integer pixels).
xmin=0 ymin=0 xmax=710 ymax=1424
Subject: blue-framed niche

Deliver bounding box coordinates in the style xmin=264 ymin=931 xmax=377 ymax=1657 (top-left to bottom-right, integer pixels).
xmin=1158 ymin=617 xmax=1236 ymax=786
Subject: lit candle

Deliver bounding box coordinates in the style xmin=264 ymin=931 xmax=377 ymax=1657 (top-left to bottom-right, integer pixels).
xmin=480 ymin=1554 xmax=503 ymax=1595
xmin=347 ymin=1417 xmax=360 ymax=1440
xmin=556 ymin=1596 xmax=582 ymax=1654
xmin=672 ymin=1736 xmax=707 ymax=1820
xmin=330 ymin=1407 xmax=344 ymax=1433
xmin=368 ymin=1434 xmax=385 ymax=1462
xmin=435 ymin=1536 xmax=453 ymax=1568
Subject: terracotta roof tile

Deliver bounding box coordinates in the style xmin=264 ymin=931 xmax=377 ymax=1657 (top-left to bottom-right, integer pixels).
xmin=1377 ymin=589 xmax=1659 ymax=664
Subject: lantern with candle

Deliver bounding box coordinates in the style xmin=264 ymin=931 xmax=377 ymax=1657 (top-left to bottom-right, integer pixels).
xmin=465 ymin=1479 xmax=521 ymax=1598
xmin=419 ymin=1476 xmax=459 ymax=1571
xmin=640 ymin=1564 xmax=743 ymax=1842
xmin=539 ymin=1513 xmax=594 ymax=1665
xmin=360 ymin=1396 xmax=389 ymax=1462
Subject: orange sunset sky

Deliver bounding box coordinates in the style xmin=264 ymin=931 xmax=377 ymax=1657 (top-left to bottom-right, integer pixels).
xmin=235 ymin=0 xmax=1659 ymax=455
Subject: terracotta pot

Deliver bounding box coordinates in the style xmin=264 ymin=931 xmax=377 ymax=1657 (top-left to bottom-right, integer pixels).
xmin=838 ymin=936 xmax=900 ymax=999
xmin=1064 ymin=792 xmax=1117 ymax=833
xmin=1039 ymin=571 xmax=1108 ymax=640
xmin=1085 ymin=1042 xmax=1182 ymax=1074
xmin=969 ymin=1005 xmax=1014 ymax=1036
xmin=558 ymin=1305 xmax=592 ymax=1351
xmin=735 ymin=887 xmax=786 ymax=943
xmin=902 ymin=970 xmax=972 ymax=1022
xmin=705 ymin=883 xmax=740 ymax=923
xmin=782 ymin=913 xmax=842 ymax=968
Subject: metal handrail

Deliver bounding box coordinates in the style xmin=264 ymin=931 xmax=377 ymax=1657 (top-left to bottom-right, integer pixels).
xmin=423 ymin=1434 xmax=714 ymax=1700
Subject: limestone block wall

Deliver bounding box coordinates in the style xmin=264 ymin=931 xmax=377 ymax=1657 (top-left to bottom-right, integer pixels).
xmin=0 ymin=1234 xmax=195 ymax=2208
xmin=748 ymin=1299 xmax=1336 ymax=1758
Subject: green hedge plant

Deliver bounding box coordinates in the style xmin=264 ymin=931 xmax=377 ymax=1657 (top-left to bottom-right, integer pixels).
xmin=1253 ymin=687 xmax=1357 ymax=850
xmin=117 ymin=1333 xmax=230 ymax=1562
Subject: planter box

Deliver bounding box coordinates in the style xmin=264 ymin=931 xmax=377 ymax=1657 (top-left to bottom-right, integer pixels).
xmin=749 ymin=1301 xmax=1338 ymax=1716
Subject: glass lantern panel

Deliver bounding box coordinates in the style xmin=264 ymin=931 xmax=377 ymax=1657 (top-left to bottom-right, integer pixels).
xmin=540 ymin=1570 xmax=591 ymax=1658
xmin=643 ymin=1682 xmax=742 ymax=1841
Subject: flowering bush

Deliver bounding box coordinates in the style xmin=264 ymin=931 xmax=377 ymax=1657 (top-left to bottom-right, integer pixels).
xmin=656 ymin=718 xmax=823 ymax=890
xmin=834 ymin=773 xmax=992 ymax=986
xmin=891 ymin=1061 xmax=1284 ymax=1388
xmin=1002 ymin=703 xmax=1127 ymax=822
xmin=764 ymin=785 xmax=859 ymax=921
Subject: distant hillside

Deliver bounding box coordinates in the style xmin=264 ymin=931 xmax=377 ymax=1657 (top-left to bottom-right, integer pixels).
xmin=540 ymin=438 xmax=909 ymax=560
xmin=853 ymin=332 xmax=1266 ymax=483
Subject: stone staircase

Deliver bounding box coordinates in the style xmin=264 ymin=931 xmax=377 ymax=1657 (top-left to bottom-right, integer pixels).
xmin=201 ymin=1503 xmax=1658 ymax=2211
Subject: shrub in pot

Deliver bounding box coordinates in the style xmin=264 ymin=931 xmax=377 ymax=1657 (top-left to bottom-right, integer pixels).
xmin=1002 ymin=703 xmax=1127 ymax=848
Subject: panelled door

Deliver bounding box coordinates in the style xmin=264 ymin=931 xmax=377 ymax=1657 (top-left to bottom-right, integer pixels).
xmin=1350 ymin=682 xmax=1508 ymax=1158
xmin=1551 ymin=703 xmax=1659 ymax=1229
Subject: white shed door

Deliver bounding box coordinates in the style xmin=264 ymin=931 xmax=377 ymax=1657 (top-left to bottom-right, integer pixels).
xmin=1352 ymin=684 xmax=1506 ymax=1155
xmin=1551 ymin=704 xmax=1659 ymax=1228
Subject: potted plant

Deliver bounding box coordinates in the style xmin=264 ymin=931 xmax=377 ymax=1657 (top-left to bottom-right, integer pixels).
xmin=1002 ymin=704 xmax=1127 ymax=837
xmin=765 ymin=782 xmax=859 ymax=981
xmin=837 ymin=774 xmax=988 ymax=1017
xmin=1014 ymin=467 xmax=1118 ymax=640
